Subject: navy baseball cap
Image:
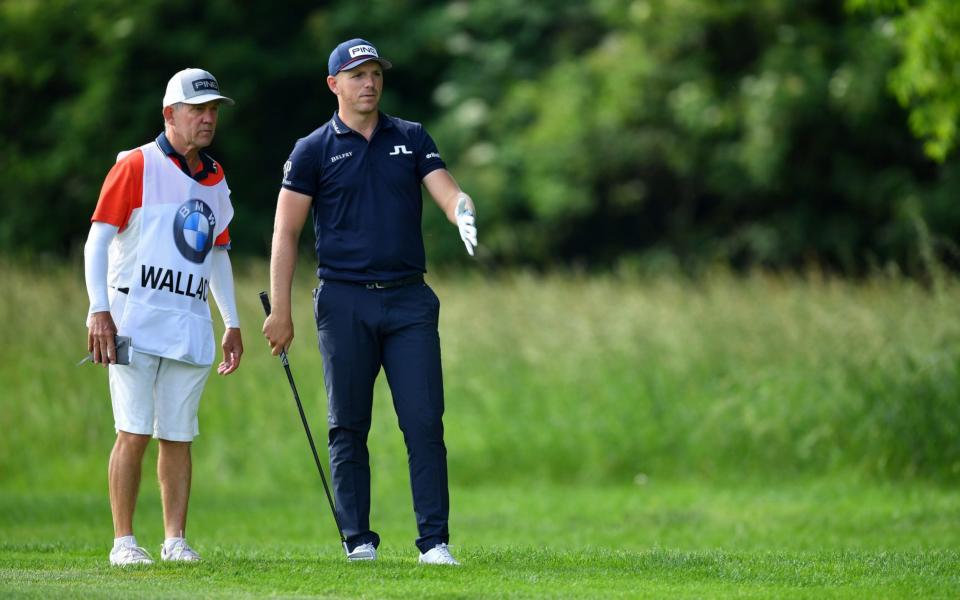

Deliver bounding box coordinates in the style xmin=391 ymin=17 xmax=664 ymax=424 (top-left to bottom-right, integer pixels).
xmin=328 ymin=38 xmax=393 ymax=76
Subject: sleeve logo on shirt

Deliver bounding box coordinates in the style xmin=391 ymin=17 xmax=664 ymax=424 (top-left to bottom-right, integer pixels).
xmin=282 ymin=160 xmax=292 ymax=185
xmin=425 ymin=152 xmax=441 ymax=160
xmin=173 ymin=199 xmax=216 ymax=264
xmin=389 ymin=145 xmax=413 ymax=155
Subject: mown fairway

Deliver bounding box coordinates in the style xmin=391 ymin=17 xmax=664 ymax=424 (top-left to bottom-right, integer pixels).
xmin=1 ymin=260 xmax=958 ymax=598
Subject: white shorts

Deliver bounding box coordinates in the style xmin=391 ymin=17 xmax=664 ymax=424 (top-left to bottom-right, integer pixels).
xmin=108 ymin=350 xmax=211 ymax=441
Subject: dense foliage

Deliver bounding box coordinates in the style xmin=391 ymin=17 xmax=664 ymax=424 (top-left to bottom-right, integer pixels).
xmin=1 ymin=0 xmax=958 ymax=273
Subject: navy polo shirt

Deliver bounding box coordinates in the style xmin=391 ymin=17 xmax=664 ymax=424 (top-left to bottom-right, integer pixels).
xmin=281 ymin=112 xmax=446 ymax=282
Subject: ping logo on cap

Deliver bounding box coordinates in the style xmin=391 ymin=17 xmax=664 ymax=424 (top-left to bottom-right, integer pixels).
xmin=348 ymin=44 xmax=378 ymax=58
xmin=192 ymin=78 xmax=220 ymax=92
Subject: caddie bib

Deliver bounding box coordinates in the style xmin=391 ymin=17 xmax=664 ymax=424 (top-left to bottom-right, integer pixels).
xmin=115 ymin=142 xmax=233 ymax=366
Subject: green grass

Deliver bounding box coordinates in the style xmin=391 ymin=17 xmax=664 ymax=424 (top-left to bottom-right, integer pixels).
xmin=3 ymin=479 xmax=959 ymax=598
xmin=1 ymin=259 xmax=959 ymax=596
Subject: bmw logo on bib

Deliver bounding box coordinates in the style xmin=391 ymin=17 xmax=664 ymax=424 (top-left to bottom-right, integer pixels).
xmin=174 ymin=199 xmax=216 ymax=263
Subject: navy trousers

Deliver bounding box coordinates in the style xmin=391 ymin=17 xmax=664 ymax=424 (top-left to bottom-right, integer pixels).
xmin=313 ymin=279 xmax=449 ymax=553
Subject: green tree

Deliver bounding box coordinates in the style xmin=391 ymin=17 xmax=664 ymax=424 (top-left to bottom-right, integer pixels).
xmin=848 ymin=0 xmax=960 ymax=161
xmin=434 ymin=0 xmax=959 ymax=272
xmin=1 ymin=0 xmax=958 ymax=273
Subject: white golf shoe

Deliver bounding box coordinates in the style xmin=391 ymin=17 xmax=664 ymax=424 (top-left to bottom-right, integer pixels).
xmin=347 ymin=542 xmax=377 ymax=561
xmin=109 ymin=542 xmax=154 ymax=566
xmin=418 ymin=543 xmax=460 ymax=565
xmin=160 ymin=538 xmax=201 ymax=562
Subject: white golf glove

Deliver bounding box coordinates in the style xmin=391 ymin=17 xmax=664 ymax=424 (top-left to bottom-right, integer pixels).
xmin=455 ymin=193 xmax=477 ymax=256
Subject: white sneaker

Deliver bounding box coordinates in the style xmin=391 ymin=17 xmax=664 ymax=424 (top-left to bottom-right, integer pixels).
xmin=418 ymin=543 xmax=460 ymax=565
xmin=109 ymin=543 xmax=154 ymax=566
xmin=347 ymin=542 xmax=377 ymax=561
xmin=160 ymin=538 xmax=201 ymax=562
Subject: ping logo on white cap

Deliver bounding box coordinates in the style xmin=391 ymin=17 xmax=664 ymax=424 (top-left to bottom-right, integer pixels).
xmin=349 ymin=44 xmax=378 ymax=58
xmin=192 ymin=78 xmax=220 ymax=93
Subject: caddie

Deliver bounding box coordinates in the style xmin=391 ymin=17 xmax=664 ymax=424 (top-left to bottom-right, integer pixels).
xmin=83 ymin=68 xmax=243 ymax=566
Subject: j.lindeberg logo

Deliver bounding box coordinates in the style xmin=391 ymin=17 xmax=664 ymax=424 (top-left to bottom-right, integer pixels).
xmin=389 ymin=145 xmax=413 ymax=156
xmin=192 ymin=78 xmax=219 ymax=92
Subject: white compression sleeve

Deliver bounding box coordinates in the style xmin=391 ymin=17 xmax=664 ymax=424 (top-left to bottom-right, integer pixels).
xmin=209 ymin=247 xmax=240 ymax=328
xmin=84 ymin=221 xmax=118 ymax=316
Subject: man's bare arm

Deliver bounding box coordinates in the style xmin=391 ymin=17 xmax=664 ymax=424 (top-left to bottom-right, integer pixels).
xmin=263 ymin=188 xmax=312 ymax=355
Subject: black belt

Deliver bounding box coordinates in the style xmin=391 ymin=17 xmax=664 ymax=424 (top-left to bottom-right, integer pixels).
xmin=334 ymin=274 xmax=424 ymax=290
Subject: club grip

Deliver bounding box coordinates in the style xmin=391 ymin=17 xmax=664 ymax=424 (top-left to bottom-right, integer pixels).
xmin=259 ymin=291 xmax=272 ymax=316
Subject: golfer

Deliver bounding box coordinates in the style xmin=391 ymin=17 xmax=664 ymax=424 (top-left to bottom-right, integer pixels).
xmin=262 ymin=38 xmax=476 ymax=565
xmin=83 ymin=68 xmax=243 ymax=565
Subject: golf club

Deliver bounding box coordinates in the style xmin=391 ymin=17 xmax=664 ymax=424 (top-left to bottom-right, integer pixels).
xmin=259 ymin=291 xmax=349 ymax=556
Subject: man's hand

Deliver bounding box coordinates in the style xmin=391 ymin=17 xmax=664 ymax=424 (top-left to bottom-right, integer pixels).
xmin=218 ymin=327 xmax=243 ymax=375
xmin=455 ymin=193 xmax=477 ymax=257
xmin=87 ymin=311 xmax=118 ymax=367
xmin=262 ymin=313 xmax=294 ymax=356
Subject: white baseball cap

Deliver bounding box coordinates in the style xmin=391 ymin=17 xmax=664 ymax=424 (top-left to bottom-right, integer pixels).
xmin=162 ymin=68 xmax=234 ymax=107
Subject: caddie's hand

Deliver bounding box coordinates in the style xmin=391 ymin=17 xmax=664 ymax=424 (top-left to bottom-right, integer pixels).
xmin=218 ymin=327 xmax=243 ymax=375
xmin=87 ymin=311 xmax=118 ymax=367
xmin=455 ymin=193 xmax=477 ymax=257
xmin=262 ymin=313 xmax=294 ymax=356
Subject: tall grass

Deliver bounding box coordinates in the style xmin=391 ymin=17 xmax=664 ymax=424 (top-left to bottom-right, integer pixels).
xmin=2 ymin=259 xmax=958 ymax=495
